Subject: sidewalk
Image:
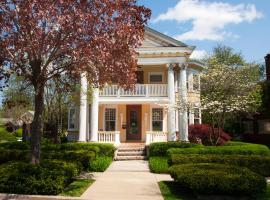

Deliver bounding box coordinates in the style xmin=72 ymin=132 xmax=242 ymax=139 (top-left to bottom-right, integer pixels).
xmin=81 ymin=160 xmax=172 ymax=200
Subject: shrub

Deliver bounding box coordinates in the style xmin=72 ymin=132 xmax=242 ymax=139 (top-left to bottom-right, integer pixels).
xmin=0 ymin=141 xmax=29 ymax=150
xmin=41 ymin=150 xmax=96 ymax=170
xmin=149 ymin=142 xmax=201 ymax=157
xmin=167 ymin=143 xmax=270 ymax=156
xmin=0 ymin=149 xmax=29 ymax=164
xmin=169 ymin=154 xmax=270 ymax=176
xmin=89 ymin=156 xmax=112 ymax=172
xmin=169 ymin=163 xmax=266 ymax=195
xmin=0 ymin=126 xmax=18 ymax=142
xmin=13 ymin=128 xmax=22 ymax=137
xmin=0 ymin=161 xmax=77 ymax=195
xmin=188 ymin=124 xmax=231 ymax=146
xmin=149 ymin=157 xmax=169 ymax=173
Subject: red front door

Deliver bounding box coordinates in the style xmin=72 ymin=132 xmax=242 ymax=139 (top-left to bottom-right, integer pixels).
xmin=126 ymin=105 xmax=142 ymax=141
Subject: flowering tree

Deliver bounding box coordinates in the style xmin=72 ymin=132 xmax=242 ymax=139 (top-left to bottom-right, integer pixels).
xmin=201 ymin=46 xmax=262 ymax=141
xmin=0 ymin=0 xmax=151 ymax=163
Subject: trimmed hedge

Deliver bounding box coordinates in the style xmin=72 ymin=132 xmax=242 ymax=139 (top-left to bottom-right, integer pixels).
xmin=149 ymin=142 xmax=201 ymax=157
xmin=149 ymin=157 xmax=169 ymax=173
xmin=167 ymin=143 xmax=270 ymax=156
xmin=169 ymin=154 xmax=270 ymax=176
xmin=89 ymin=156 xmax=112 ymax=172
xmin=0 ymin=149 xmax=29 ymax=164
xmin=169 ymin=163 xmax=267 ymax=195
xmin=0 ymin=160 xmax=80 ymax=195
xmin=41 ymin=150 xmax=95 ymax=170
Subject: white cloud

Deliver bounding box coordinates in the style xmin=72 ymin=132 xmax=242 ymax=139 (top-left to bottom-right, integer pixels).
xmin=154 ymin=0 xmax=262 ymax=41
xmin=190 ymin=50 xmax=208 ymax=59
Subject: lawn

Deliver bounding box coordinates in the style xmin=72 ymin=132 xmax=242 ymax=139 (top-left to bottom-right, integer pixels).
xmin=159 ymin=181 xmax=270 ymax=200
xmin=60 ymin=179 xmax=94 ymax=197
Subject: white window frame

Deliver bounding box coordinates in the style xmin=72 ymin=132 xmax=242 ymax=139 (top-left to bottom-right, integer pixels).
xmin=150 ymin=105 xmax=164 ymax=132
xmin=148 ymin=72 xmax=164 ymax=84
xmin=193 ymin=107 xmax=201 ymax=124
xmin=103 ymin=105 xmax=118 ymax=131
xmin=68 ymin=107 xmax=78 ymax=131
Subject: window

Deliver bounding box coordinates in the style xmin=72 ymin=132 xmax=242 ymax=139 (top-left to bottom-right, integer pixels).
xmin=152 ymin=108 xmax=163 ymax=131
xmin=105 ymin=108 xmax=116 ymax=131
xmin=149 ymin=73 xmax=163 ymax=83
xmin=194 ymin=108 xmax=200 ymax=124
xmin=68 ymin=108 xmax=77 ymax=129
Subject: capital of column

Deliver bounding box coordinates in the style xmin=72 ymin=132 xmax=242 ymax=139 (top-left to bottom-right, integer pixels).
xmin=166 ymin=63 xmax=176 ymax=71
xmin=179 ymin=62 xmax=188 ymax=71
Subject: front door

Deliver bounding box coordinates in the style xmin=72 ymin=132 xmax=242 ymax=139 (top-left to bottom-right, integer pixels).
xmin=126 ymin=105 xmax=142 ymax=141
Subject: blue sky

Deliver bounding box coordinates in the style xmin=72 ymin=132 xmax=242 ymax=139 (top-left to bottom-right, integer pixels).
xmin=138 ymin=0 xmax=270 ymax=63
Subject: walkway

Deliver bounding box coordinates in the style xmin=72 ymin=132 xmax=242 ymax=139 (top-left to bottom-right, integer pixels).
xmin=81 ymin=160 xmax=172 ymax=200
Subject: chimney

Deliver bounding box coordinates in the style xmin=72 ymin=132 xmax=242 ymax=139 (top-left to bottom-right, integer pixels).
xmin=265 ymin=54 xmax=270 ymax=81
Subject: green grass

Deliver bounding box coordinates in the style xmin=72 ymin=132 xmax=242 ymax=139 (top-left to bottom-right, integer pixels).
xmin=158 ymin=181 xmax=270 ymax=200
xmin=0 ymin=126 xmax=17 ymax=142
xmin=60 ymin=179 xmax=94 ymax=197
xmin=149 ymin=157 xmax=169 ymax=173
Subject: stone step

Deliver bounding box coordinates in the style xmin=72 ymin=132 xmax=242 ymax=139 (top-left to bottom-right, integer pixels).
xmin=118 ymin=147 xmax=145 ymax=152
xmin=115 ymin=155 xmax=147 ymax=161
xmin=117 ymin=151 xmax=145 ymax=156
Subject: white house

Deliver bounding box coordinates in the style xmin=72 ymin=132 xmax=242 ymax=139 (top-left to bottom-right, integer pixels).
xmin=67 ymin=27 xmax=204 ymax=145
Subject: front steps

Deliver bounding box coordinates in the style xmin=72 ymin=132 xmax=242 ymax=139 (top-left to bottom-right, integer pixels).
xmin=115 ymin=144 xmax=147 ymax=161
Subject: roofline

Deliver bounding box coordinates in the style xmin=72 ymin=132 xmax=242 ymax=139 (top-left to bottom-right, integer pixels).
xmin=145 ymin=26 xmax=194 ymax=49
xmin=189 ymin=59 xmax=206 ymax=69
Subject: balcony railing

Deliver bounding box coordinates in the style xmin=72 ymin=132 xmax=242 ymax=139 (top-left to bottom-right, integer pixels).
xmin=146 ymin=131 xmax=168 ymax=145
xmin=99 ymin=84 xmax=168 ymax=97
xmin=98 ymin=131 xmax=120 ymax=145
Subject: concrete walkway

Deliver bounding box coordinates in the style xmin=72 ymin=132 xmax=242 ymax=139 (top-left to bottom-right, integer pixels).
xmin=81 ymin=160 xmax=172 ymax=200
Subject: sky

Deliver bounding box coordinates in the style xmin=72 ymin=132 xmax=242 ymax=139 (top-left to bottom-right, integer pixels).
xmin=138 ymin=0 xmax=270 ymax=63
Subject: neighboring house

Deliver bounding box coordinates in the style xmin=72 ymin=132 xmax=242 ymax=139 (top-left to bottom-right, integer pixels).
xmin=242 ymin=54 xmax=270 ymax=144
xmin=67 ymin=27 xmax=204 ymax=145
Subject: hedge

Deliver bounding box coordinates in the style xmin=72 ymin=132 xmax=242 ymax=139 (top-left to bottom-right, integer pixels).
xmin=167 ymin=143 xmax=270 ymax=156
xmin=0 ymin=160 xmax=80 ymax=195
xmin=0 ymin=149 xmax=29 ymax=164
xmin=169 ymin=163 xmax=267 ymax=195
xmin=149 ymin=142 xmax=201 ymax=157
xmin=89 ymin=156 xmax=113 ymax=172
xmin=41 ymin=150 xmax=95 ymax=170
xmin=149 ymin=157 xmax=169 ymax=173
xmin=169 ymin=154 xmax=270 ymax=176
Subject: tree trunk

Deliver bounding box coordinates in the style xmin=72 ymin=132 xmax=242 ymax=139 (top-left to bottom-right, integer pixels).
xmin=30 ymin=83 xmax=45 ymax=164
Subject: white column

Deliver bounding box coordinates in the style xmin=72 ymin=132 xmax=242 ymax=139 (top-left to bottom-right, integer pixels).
xmin=90 ymin=88 xmax=99 ymax=142
xmin=79 ymin=73 xmax=88 ymax=142
xmin=178 ymin=63 xmax=189 ymax=142
xmin=167 ymin=63 xmax=176 ymax=141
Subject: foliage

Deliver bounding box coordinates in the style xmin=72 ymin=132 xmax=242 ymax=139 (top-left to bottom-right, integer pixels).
xmin=167 ymin=142 xmax=270 ymax=156
xmin=158 ymin=181 xmax=196 ymax=200
xmin=0 ymin=0 xmax=151 ymax=163
xmin=89 ymin=156 xmax=112 ymax=172
xmin=169 ymin=154 xmax=270 ymax=176
xmin=0 ymin=149 xmax=29 ymax=164
xmin=149 ymin=157 xmax=169 ymax=174
xmin=0 ymin=161 xmax=79 ymax=195
xmin=0 ymin=126 xmax=17 ymax=142
xmin=188 ymin=124 xmax=231 ymax=146
xmin=13 ymin=128 xmax=23 ymax=137
xmin=149 ymin=142 xmax=201 ymax=157
xmin=60 ymin=179 xmax=94 ymax=197
xmin=169 ymin=163 xmax=266 ymax=195
xmin=201 ymin=45 xmax=262 ymax=133
xmin=0 ymin=141 xmax=29 ymax=150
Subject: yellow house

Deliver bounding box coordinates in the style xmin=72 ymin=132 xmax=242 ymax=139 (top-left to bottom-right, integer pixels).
xmin=67 ymin=27 xmax=204 ymax=145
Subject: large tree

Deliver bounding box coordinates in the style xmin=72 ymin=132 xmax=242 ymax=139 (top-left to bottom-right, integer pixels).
xmin=0 ymin=0 xmax=150 ymax=163
xmin=201 ymin=45 xmax=262 ymax=143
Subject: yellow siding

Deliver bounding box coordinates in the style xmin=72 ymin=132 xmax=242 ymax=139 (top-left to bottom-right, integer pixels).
xmin=141 ymin=104 xmax=150 ymax=142
xmin=139 ymin=65 xmax=168 ymax=84
xmin=117 ymin=105 xmax=127 ymax=142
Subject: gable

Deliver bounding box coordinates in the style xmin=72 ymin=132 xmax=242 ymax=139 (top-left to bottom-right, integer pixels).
xmin=141 ymin=27 xmax=188 ymax=48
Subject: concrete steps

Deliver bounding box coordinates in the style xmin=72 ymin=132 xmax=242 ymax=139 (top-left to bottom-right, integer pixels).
xmin=115 ymin=144 xmax=147 ymax=161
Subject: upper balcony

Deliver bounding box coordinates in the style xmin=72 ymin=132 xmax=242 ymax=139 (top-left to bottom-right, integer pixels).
xmin=99 ymin=84 xmax=168 ymax=97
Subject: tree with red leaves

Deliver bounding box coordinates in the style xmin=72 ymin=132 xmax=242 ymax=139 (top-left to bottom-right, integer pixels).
xmin=0 ymin=0 xmax=151 ymax=164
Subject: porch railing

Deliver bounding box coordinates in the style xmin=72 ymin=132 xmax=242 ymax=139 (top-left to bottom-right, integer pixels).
xmin=98 ymin=131 xmax=120 ymax=145
xmin=99 ymin=84 xmax=168 ymax=97
xmin=146 ymin=131 xmax=168 ymax=145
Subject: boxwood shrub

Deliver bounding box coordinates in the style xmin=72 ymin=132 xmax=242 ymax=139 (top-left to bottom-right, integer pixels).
xmin=0 ymin=149 xmax=29 ymax=164
xmin=169 ymin=154 xmax=270 ymax=176
xmin=0 ymin=160 xmax=79 ymax=195
xmin=167 ymin=143 xmax=270 ymax=156
xmin=149 ymin=142 xmax=201 ymax=157
xmin=169 ymin=163 xmax=267 ymax=195
xmin=89 ymin=156 xmax=113 ymax=172
xmin=149 ymin=157 xmax=169 ymax=173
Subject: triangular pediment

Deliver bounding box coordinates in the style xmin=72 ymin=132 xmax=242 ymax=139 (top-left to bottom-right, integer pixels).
xmin=141 ymin=27 xmax=188 ymax=48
